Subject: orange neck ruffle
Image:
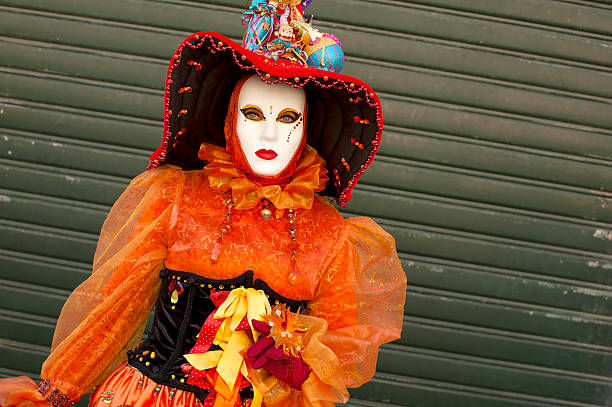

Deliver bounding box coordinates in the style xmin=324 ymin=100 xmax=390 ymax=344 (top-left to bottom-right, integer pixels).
xmin=198 ymin=143 xmax=329 ymax=210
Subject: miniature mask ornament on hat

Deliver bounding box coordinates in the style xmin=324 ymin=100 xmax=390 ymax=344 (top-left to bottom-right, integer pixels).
xmin=235 ymin=75 xmax=306 ymax=177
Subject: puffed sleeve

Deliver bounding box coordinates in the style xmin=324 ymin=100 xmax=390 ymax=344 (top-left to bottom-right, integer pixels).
xmin=254 ymin=216 xmax=406 ymax=407
xmin=0 ymin=165 xmax=183 ymax=407
xmin=301 ymin=216 xmax=406 ymax=405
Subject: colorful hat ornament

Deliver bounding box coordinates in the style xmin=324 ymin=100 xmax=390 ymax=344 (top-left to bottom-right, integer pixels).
xmin=242 ymin=0 xmax=344 ymax=72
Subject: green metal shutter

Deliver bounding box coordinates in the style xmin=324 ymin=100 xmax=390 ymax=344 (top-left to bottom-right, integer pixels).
xmin=1 ymin=1 xmax=611 ymax=406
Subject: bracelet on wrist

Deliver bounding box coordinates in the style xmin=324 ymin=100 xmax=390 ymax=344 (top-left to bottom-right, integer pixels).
xmin=38 ymin=380 xmax=76 ymax=407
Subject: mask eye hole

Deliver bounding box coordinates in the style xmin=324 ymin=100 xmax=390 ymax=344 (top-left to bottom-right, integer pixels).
xmin=240 ymin=105 xmax=265 ymax=122
xmin=276 ymin=108 xmax=300 ymax=124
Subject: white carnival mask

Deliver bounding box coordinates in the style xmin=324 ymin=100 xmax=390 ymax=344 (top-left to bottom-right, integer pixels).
xmin=236 ymin=76 xmax=306 ymax=177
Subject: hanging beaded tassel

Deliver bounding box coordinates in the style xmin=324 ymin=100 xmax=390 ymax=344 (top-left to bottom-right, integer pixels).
xmin=261 ymin=198 xmax=272 ymax=220
xmin=287 ymin=209 xmax=299 ymax=283
xmin=211 ymin=197 xmax=234 ymax=263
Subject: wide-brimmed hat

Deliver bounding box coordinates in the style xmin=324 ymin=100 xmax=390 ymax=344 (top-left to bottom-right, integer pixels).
xmin=148 ymin=15 xmax=382 ymax=207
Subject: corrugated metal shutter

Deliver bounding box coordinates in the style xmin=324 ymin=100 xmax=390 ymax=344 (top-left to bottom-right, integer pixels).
xmin=1 ymin=1 xmax=611 ymax=406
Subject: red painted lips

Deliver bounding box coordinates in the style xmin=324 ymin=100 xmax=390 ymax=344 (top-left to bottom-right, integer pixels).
xmin=255 ymin=149 xmax=278 ymax=160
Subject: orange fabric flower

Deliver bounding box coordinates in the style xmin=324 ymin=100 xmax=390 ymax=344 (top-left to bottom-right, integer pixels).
xmin=198 ymin=142 xmax=329 ymax=210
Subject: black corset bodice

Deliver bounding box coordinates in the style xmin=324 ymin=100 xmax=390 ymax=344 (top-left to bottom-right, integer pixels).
xmin=127 ymin=269 xmax=306 ymax=402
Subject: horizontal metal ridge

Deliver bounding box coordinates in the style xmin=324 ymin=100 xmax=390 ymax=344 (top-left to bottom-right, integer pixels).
xmin=1 ymin=98 xmax=162 ymax=128
xmin=409 ymin=0 xmax=612 ymax=16
xmin=1 ymin=279 xmax=71 ymax=297
xmin=0 ymin=129 xmax=150 ymax=179
xmin=0 ymin=66 xmax=163 ymax=97
xmin=0 ymin=187 xmax=110 ymax=212
xmin=349 ymin=187 xmax=612 ymax=255
xmin=382 ymin=124 xmax=612 ymax=167
xmin=351 ymin=55 xmax=612 ymax=104
xmin=317 ymin=10 xmax=612 ymax=72
xmin=384 ymin=221 xmax=612 ymax=284
xmin=396 ymin=255 xmax=611 ymax=315
xmin=0 ymin=35 xmax=164 ymax=69
xmin=382 ymin=100 xmax=612 ymax=162
xmin=397 ymin=252 xmax=612 ymax=291
xmin=370 ymin=372 xmax=604 ymax=407
xmin=184 ymin=0 xmax=612 ymax=55
xmin=382 ymin=343 xmax=612 ymax=383
xmin=349 ymin=193 xmax=612 ymax=268
xmin=374 ymin=134 xmax=612 ymax=192
xmin=375 ymin=154 xmax=612 ymax=198
xmin=0 ymin=308 xmax=62 ymax=326
xmin=376 ymin=216 xmax=612 ymax=263
xmin=0 ymin=218 xmax=99 ymax=242
xmin=1 ymin=127 xmax=152 ymax=157
xmin=0 ymin=367 xmax=40 ymax=379
xmin=0 ymin=5 xmax=191 ymax=37
xmin=0 ymin=248 xmax=90 ymax=271
xmin=396 ymin=0 xmax=612 ymax=39
xmin=406 ymin=285 xmax=612 ymax=324
xmin=0 ymin=247 xmax=90 ymax=291
xmin=353 ymin=183 xmax=612 ymax=229
xmin=403 ymin=315 xmax=612 ymax=353
xmin=563 ymin=0 xmax=612 ymax=9
xmin=0 ymin=338 xmax=49 ymax=355
xmin=381 ymin=91 xmax=612 ymax=136
xmin=0 ymin=157 xmax=132 ymax=184
xmin=403 ymin=291 xmax=611 ymax=347
xmin=345 ymin=399 xmax=405 ymax=407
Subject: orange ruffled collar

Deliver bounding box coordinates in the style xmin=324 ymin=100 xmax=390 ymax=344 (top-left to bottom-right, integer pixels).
xmin=198 ymin=143 xmax=329 ymax=210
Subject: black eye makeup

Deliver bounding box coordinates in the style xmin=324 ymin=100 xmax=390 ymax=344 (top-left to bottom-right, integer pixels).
xmin=240 ymin=105 xmax=265 ymax=122
xmin=276 ymin=108 xmax=300 ymax=124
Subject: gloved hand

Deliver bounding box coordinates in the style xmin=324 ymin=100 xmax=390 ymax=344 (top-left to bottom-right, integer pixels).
xmin=246 ymin=319 xmax=310 ymax=389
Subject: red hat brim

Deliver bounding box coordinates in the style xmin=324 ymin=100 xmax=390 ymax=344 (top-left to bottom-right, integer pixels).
xmin=148 ymin=32 xmax=382 ymax=207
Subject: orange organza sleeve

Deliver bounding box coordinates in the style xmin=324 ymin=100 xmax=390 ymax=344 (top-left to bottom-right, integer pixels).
xmin=256 ymin=216 xmax=406 ymax=407
xmin=0 ymin=165 xmax=182 ymax=407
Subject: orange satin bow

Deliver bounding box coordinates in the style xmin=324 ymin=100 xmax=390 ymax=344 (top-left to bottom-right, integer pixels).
xmin=198 ymin=143 xmax=329 ymax=211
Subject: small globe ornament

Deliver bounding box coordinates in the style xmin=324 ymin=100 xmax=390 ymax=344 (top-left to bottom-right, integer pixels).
xmin=302 ymin=32 xmax=344 ymax=72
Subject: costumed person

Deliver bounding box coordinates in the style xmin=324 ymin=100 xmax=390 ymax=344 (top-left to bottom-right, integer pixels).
xmin=0 ymin=3 xmax=406 ymax=407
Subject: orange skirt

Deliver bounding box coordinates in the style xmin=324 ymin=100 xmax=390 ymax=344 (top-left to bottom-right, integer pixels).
xmin=89 ymin=364 xmax=200 ymax=407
